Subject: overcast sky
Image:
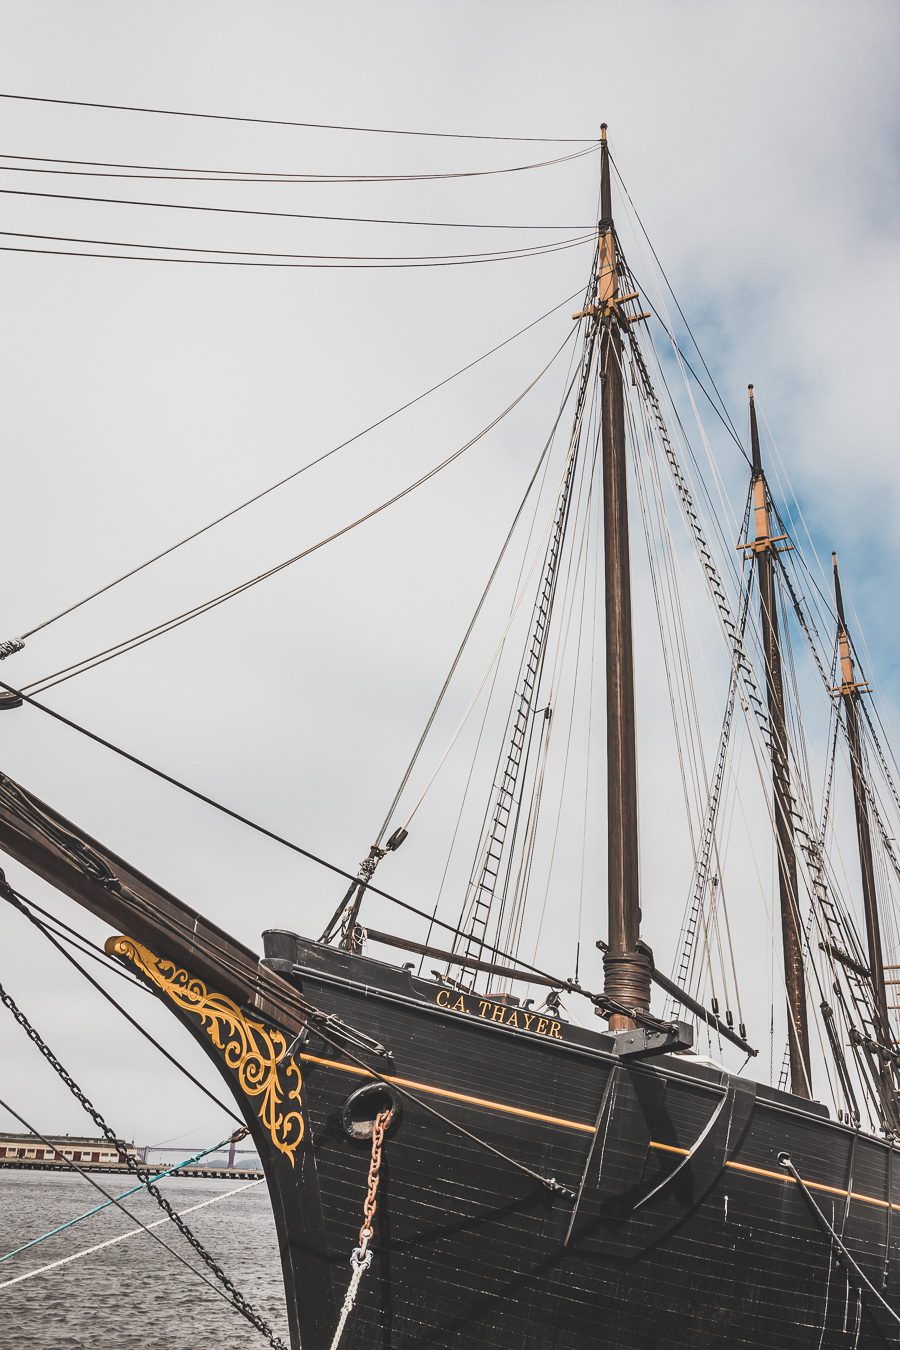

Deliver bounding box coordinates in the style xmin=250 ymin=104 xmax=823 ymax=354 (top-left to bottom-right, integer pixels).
xmin=0 ymin=0 xmax=898 ymax=1166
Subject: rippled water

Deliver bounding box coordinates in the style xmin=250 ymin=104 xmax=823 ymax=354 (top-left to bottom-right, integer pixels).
xmin=0 ymin=1171 xmax=291 ymax=1349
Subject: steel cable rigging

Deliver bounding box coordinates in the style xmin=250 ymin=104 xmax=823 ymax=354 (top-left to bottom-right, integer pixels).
xmin=19 ymin=327 xmax=576 ymax=696
xmin=0 ymin=236 xmax=592 ymax=270
xmin=0 ymin=227 xmax=594 ymax=266
xmin=0 ymin=143 xmax=598 ymax=184
xmin=5 ymin=286 xmax=587 ymax=649
xmin=0 ymin=186 xmax=596 ymax=231
xmin=0 ymin=92 xmax=599 ymax=143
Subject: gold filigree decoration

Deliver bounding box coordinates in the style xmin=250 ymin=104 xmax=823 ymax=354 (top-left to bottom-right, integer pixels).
xmin=105 ymin=935 xmax=304 ymax=1165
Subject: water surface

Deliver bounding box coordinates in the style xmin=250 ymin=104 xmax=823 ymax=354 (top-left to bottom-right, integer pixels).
xmin=0 ymin=1171 xmax=291 ymax=1349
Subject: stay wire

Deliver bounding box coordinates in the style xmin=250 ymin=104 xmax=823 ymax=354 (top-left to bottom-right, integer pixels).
xmin=0 ymin=1094 xmax=271 ymax=1329
xmin=9 ymin=900 xmax=151 ymax=993
xmin=14 ymin=286 xmax=587 ymax=644
xmin=22 ymin=328 xmax=576 ymax=693
xmin=0 ymin=1127 xmax=248 ymax=1266
xmin=374 ymin=354 xmax=584 ymax=845
xmin=0 ymin=237 xmax=591 ymax=271
xmin=0 ymin=224 xmax=599 ymax=257
xmin=0 ymin=93 xmax=598 ymax=143
xmin=414 ymin=339 xmax=583 ymax=971
xmin=0 ymin=889 xmax=145 ymax=983
xmin=0 ymin=1180 xmax=262 ymax=1291
xmin=3 ymin=883 xmax=243 ymax=1124
xmin=0 ymin=677 xmax=654 ymax=1014
xmin=0 ymin=185 xmax=595 ymax=231
xmin=0 ymin=143 xmax=598 ymax=183
xmin=622 ymin=258 xmax=750 ymax=465
xmin=609 ymin=152 xmax=743 ymax=449
xmin=0 ymin=987 xmax=287 ymax=1344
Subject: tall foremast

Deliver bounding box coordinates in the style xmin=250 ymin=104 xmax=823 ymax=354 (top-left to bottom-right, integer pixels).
xmin=745 ymin=385 xmax=812 ymax=1096
xmin=596 ymin=125 xmax=650 ymax=1030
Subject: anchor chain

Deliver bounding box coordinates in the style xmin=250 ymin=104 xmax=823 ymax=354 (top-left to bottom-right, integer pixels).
xmin=329 ymin=1109 xmax=391 ymax=1350
xmin=0 ymin=978 xmax=287 ymax=1350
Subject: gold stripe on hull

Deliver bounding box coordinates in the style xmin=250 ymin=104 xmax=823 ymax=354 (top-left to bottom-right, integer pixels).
xmin=300 ymin=1051 xmax=900 ymax=1215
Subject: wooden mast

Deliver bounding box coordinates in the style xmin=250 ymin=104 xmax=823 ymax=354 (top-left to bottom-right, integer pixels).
xmin=746 ymin=386 xmax=812 ymax=1096
xmin=831 ymin=552 xmax=897 ymax=1118
xmin=596 ymin=126 xmax=650 ymax=1030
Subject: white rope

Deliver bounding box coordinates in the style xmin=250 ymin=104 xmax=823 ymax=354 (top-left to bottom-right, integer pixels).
xmin=0 ymin=1178 xmax=262 ymax=1289
xmin=328 ymin=1248 xmax=373 ymax=1350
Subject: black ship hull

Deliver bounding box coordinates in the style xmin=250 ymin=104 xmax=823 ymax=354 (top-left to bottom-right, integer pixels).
xmin=0 ymin=764 xmax=896 ymax=1350
xmin=242 ymin=930 xmax=900 ymax=1350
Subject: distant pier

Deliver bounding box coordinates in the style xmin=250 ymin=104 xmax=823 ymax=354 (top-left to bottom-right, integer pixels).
xmin=0 ymin=1131 xmax=263 ymax=1180
xmin=1 ymin=1159 xmax=264 ymax=1180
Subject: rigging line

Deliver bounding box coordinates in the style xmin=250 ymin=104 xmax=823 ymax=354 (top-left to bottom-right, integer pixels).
xmin=0 ymin=185 xmax=596 ymax=230
xmin=527 ymin=449 xmax=599 ymax=973
xmin=0 ymin=93 xmax=598 ymax=144
xmin=413 ymin=335 xmax=585 ymax=972
xmin=625 ymin=274 xmax=749 ymax=627
xmin=0 ymin=678 xmax=612 ymax=997
xmin=0 ymin=226 xmax=595 ymax=263
xmin=24 ymin=329 xmax=576 ymax=695
xmin=373 ymin=360 xmax=585 ymax=845
xmin=622 ymin=258 xmax=750 ymax=466
xmin=0 ymin=143 xmax=599 ymax=182
xmin=11 ymin=907 xmax=150 ymax=993
xmin=433 ymin=327 xmax=599 ymax=972
xmin=0 ymin=885 xmax=151 ymax=989
xmin=629 ymin=349 xmax=706 ymax=855
xmin=628 ymin=375 xmax=723 ymax=1014
xmin=0 ymin=1168 xmax=262 ymax=1293
xmin=778 ymin=1153 xmax=900 ymax=1327
xmin=629 ymin=274 xmax=751 ymax=602
xmin=0 ymin=707 xmax=691 ymax=1040
xmin=3 ymin=885 xmax=244 ymax=1124
xmin=467 ymin=343 xmax=598 ymax=975
xmin=0 ymin=1095 xmax=259 ymax=1314
xmin=609 ymin=153 xmax=742 ymax=447
xmin=628 ymin=323 xmax=840 ymax=1097
xmin=0 ymin=237 xmax=593 ymax=271
xmin=0 ymin=1181 xmax=263 ymax=1291
xmin=298 ymin=1013 xmax=572 ymax=1199
xmin=0 ymin=1128 xmax=247 ymax=1265
xmin=502 ymin=373 xmax=599 ymax=974
xmin=0 ymin=889 xmax=145 ymax=989
xmin=14 ymin=287 xmax=585 ymax=644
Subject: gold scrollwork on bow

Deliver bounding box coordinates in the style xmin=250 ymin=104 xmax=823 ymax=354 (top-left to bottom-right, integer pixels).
xmin=105 ymin=935 xmax=304 ymax=1165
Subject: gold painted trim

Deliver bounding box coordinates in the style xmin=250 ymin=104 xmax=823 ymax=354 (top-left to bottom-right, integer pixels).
xmin=108 ymin=936 xmax=305 ymax=1165
xmin=301 ymin=1052 xmax=900 ymax=1214
xmin=300 ymin=1052 xmax=595 ymax=1132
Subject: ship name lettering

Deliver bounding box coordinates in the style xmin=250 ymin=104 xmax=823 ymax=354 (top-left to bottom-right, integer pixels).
xmin=434 ymin=991 xmax=563 ymax=1040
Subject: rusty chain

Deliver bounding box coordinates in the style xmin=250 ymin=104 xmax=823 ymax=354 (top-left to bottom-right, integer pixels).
xmin=329 ymin=1109 xmax=392 ymax=1350
xmin=358 ymin=1108 xmax=390 ymax=1254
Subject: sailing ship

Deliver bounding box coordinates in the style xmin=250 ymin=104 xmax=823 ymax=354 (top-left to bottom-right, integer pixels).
xmin=1 ymin=121 xmax=900 ymax=1348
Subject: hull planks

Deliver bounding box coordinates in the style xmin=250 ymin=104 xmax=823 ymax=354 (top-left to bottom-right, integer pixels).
xmin=247 ymin=932 xmax=900 ymax=1349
